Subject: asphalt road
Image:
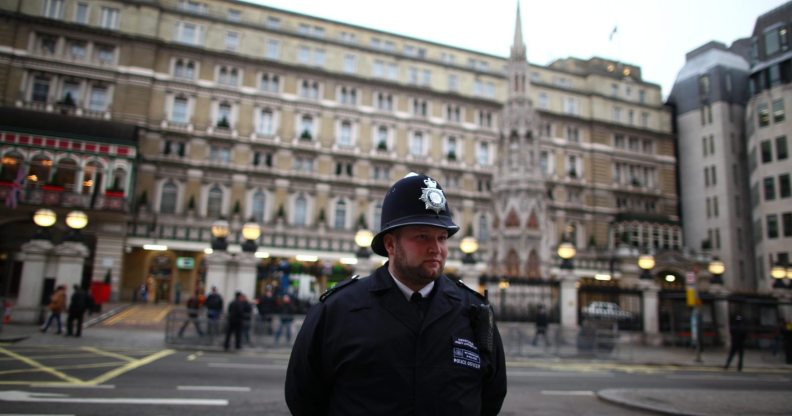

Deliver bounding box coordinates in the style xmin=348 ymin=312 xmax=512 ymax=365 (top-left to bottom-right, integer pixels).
xmin=1 ymin=343 xmax=790 ymax=415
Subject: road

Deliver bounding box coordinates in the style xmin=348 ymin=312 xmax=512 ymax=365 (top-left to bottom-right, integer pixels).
xmin=0 ymin=343 xmax=790 ymax=415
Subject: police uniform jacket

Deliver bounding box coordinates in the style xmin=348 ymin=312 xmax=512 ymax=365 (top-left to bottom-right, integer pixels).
xmin=285 ymin=264 xmax=507 ymax=415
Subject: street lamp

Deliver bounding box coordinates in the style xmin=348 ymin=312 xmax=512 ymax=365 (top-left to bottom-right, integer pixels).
xmin=354 ymin=228 xmax=374 ymax=259
xmin=211 ymin=219 xmax=230 ymax=251
xmin=32 ymin=208 xmax=57 ymax=239
xmin=708 ymin=258 xmax=725 ymax=285
xmin=557 ymin=242 xmax=576 ymax=270
xmin=772 ymin=261 xmax=788 ymax=289
xmin=64 ymin=210 xmax=88 ymax=241
xmin=638 ymin=253 xmax=655 ymax=280
xmin=241 ymin=220 xmax=261 ymax=253
xmin=460 ymin=236 xmax=479 ymax=264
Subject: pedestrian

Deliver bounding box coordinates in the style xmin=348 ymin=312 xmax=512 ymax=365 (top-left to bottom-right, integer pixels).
xmin=241 ymin=293 xmax=253 ymax=345
xmin=224 ymin=291 xmax=246 ymax=351
xmin=66 ymin=284 xmax=89 ymax=337
xmin=138 ymin=283 xmax=148 ymax=303
xmin=205 ymin=286 xmax=223 ymax=336
xmin=532 ymin=304 xmax=550 ymax=347
xmin=178 ymin=292 xmax=204 ymax=337
xmin=256 ymin=288 xmax=277 ymax=335
xmin=285 ymin=173 xmax=507 ymax=415
xmin=273 ymin=294 xmax=295 ymax=346
xmin=40 ymin=285 xmax=66 ymax=334
xmin=724 ymin=314 xmax=747 ymax=371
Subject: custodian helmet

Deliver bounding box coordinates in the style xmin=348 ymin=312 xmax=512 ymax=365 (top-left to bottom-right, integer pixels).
xmin=370 ymin=173 xmax=459 ymax=257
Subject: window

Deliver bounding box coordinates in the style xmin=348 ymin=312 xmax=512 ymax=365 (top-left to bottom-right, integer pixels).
xmin=446 ymin=105 xmax=461 ymax=122
xmin=639 ymin=90 xmax=646 ymax=104
xmin=293 ymin=156 xmax=314 ymax=172
xmin=410 ymin=132 xmax=425 ymax=156
xmin=773 ymin=99 xmax=785 ymax=122
xmin=338 ymin=87 xmax=357 ymax=105
xmin=251 ymin=191 xmax=266 ymax=223
xmin=265 ymin=16 xmax=280 ymax=28
xmin=764 ymin=176 xmax=776 ymax=200
xmin=780 ymin=174 xmax=791 ymax=198
xmin=175 ymin=21 xmax=204 ymax=46
xmin=698 ymin=75 xmax=710 ymax=97
xmin=338 ymin=121 xmax=353 ymax=147
xmin=371 ymin=165 xmax=390 ymax=181
xmin=478 ymin=215 xmax=489 ymax=242
xmin=265 ymin=39 xmax=280 ymax=60
xmin=614 ymin=134 xmax=625 ymax=148
xmin=216 ymin=102 xmax=232 ymax=127
xmin=478 ymin=111 xmax=492 ymax=128
xmin=477 ymin=142 xmax=490 ymax=166
xmin=422 ymin=69 xmax=432 ymax=86
xmin=95 ymin=44 xmax=115 ymax=65
xmin=767 ymin=214 xmax=779 ymax=239
xmin=411 ymin=98 xmax=427 ymax=117
xmin=179 ymin=0 xmax=208 ymax=14
xmin=258 ymin=109 xmax=274 ymax=135
xmin=777 ymin=136 xmax=788 ymax=160
xmin=764 ymin=26 xmax=783 ymax=55
xmin=227 ymin=9 xmax=241 ymax=22
xmin=209 ymin=145 xmax=231 ymax=163
xmin=160 ymin=182 xmax=178 ymax=214
xmin=299 ymin=115 xmax=314 ymax=139
xmin=375 ymin=126 xmax=389 ymax=150
xmin=448 ymin=74 xmax=458 ymax=91
xmin=207 ymin=186 xmax=223 ymax=218
xmin=408 ymin=67 xmax=419 ymax=84
xmin=539 ymin=151 xmax=549 ymax=175
xmin=538 ymin=92 xmax=548 ymax=109
xmin=294 ymin=195 xmax=307 ymax=226
xmin=100 ymin=7 xmax=119 ymax=29
xmin=44 ymin=0 xmax=64 ymax=19
xmin=217 ymin=66 xmax=239 ymax=86
xmin=260 ymin=73 xmax=280 ymax=93
xmin=61 ymin=80 xmax=81 ymax=104
xmin=613 ymin=107 xmax=621 ymax=122
xmin=566 ymin=126 xmax=579 ymax=142
xmin=761 ymin=140 xmax=773 ymax=163
xmin=446 ymin=136 xmax=458 ymax=160
xmin=314 ymin=49 xmax=325 ymax=66
xmin=758 ymin=103 xmax=770 ymax=127
xmin=173 ymin=59 xmax=196 ymax=79
xmin=74 ymin=2 xmax=89 ymax=24
xmin=225 ymin=31 xmax=240 ymax=51
xmin=299 ymin=80 xmax=320 ymax=99
xmin=343 ymin=54 xmax=357 ymax=73
xmin=334 ymin=200 xmax=347 ymax=229
xmin=88 ymin=85 xmax=108 ymax=111
xmin=563 ymin=97 xmax=578 ymax=115
xmin=340 ymin=31 xmax=356 ymax=43
xmin=441 ymin=52 xmax=455 ymax=64
xmin=171 ymin=95 xmax=189 ymax=123
xmin=375 ymin=92 xmax=393 ymax=111
xmin=783 ymin=212 xmax=792 ymax=237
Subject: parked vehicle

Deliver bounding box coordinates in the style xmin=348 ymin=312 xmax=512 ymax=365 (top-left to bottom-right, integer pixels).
xmin=582 ymin=301 xmax=633 ymax=320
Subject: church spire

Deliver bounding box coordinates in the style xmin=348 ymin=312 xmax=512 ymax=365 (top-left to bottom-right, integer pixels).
xmin=511 ymin=1 xmax=526 ymax=60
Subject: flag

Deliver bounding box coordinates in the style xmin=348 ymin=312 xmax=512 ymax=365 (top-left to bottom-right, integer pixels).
xmin=4 ymin=161 xmax=25 ymax=209
xmin=609 ymin=26 xmax=618 ymax=41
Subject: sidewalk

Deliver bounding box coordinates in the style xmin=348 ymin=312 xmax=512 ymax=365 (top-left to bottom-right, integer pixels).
xmin=2 ymin=308 xmax=791 ymax=416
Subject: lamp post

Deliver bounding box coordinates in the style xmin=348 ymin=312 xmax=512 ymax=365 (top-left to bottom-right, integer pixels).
xmin=708 ymin=258 xmax=725 ymax=285
xmin=32 ymin=208 xmax=57 ymax=239
xmin=211 ymin=219 xmax=230 ymax=251
xmin=241 ymin=220 xmax=261 ymax=253
xmin=459 ymin=235 xmax=480 ymax=290
xmin=354 ymin=228 xmax=374 ymax=276
xmin=557 ymin=240 xmax=577 ymax=332
xmin=772 ymin=261 xmax=788 ymax=289
xmin=64 ymin=210 xmax=88 ymax=241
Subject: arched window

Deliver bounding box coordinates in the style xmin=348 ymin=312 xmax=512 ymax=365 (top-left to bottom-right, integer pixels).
xmin=294 ymin=194 xmax=307 ymax=226
xmin=54 ymin=158 xmax=78 ymax=190
xmin=82 ymin=160 xmax=104 ymax=195
xmin=111 ymin=167 xmax=127 ymax=191
xmin=207 ymin=185 xmax=223 ymax=218
xmin=527 ymin=249 xmax=540 ymax=278
xmin=0 ymin=152 xmax=23 ymax=182
xmin=334 ymin=199 xmax=347 ymax=229
xmin=29 ymin=154 xmax=52 ymax=185
xmin=160 ymin=181 xmax=178 ymax=214
xmin=338 ymin=121 xmax=352 ymax=147
xmin=258 ymin=109 xmax=274 ymax=135
xmin=251 ymin=190 xmax=266 ymax=223
xmin=478 ymin=214 xmax=489 ymax=241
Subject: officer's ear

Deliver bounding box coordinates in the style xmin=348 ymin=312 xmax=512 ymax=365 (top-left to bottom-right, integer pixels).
xmin=383 ymin=231 xmax=398 ymax=257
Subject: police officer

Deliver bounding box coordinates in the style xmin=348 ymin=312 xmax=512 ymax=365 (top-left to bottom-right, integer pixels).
xmin=285 ymin=173 xmax=507 ymax=415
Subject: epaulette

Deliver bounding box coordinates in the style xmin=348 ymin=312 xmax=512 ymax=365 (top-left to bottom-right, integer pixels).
xmin=455 ymin=279 xmax=488 ymax=302
xmin=320 ymin=275 xmax=360 ymax=302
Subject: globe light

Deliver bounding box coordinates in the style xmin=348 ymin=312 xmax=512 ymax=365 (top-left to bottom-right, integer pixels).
xmin=33 ymin=208 xmax=57 ymax=228
xmin=459 ymin=236 xmax=479 ymax=255
xmin=241 ymin=221 xmax=261 ymax=241
xmin=557 ymin=242 xmax=576 ymax=260
xmin=771 ymin=263 xmax=787 ymax=280
xmin=354 ymin=229 xmax=374 ymax=248
xmin=65 ymin=210 xmax=88 ymax=230
xmin=637 ymin=254 xmax=656 ymax=271
xmin=211 ymin=220 xmax=230 ymax=239
xmin=708 ymin=259 xmax=725 ymax=276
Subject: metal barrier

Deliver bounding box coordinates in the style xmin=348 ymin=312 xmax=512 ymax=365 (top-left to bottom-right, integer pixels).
xmin=164 ymin=308 xmax=297 ymax=349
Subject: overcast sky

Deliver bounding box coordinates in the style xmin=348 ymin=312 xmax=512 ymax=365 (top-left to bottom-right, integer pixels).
xmin=243 ymin=0 xmax=788 ymax=100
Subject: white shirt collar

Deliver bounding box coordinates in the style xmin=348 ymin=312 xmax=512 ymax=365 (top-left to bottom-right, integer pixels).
xmin=389 ymin=270 xmax=434 ymax=301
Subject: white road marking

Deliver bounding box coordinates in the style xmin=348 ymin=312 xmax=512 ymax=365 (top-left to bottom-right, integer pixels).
xmin=541 ymin=390 xmax=596 ymax=396
xmin=508 ymin=370 xmax=614 ymax=378
xmin=178 ymin=385 xmax=251 ymax=392
xmin=29 ymin=384 xmax=115 ymax=389
xmin=207 ymin=363 xmax=287 ymax=370
xmin=0 ymin=414 xmax=75 ymax=416
xmin=0 ymin=390 xmax=228 ymax=406
xmin=666 ymin=374 xmax=774 ymax=381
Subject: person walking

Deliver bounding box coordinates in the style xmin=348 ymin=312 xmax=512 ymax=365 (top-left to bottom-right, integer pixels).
xmin=532 ymin=304 xmax=550 ymax=347
xmin=40 ymin=285 xmax=66 ymax=334
xmin=241 ymin=293 xmax=253 ymax=345
xmin=178 ymin=292 xmax=204 ymax=337
xmin=724 ymin=314 xmax=747 ymax=371
xmin=256 ymin=288 xmax=277 ymax=335
xmin=224 ymin=291 xmax=246 ymax=351
xmin=273 ymin=294 xmax=295 ymax=346
xmin=205 ymin=286 xmax=223 ymax=336
xmin=285 ymin=173 xmax=507 ymax=415
xmin=66 ymin=285 xmax=88 ymax=337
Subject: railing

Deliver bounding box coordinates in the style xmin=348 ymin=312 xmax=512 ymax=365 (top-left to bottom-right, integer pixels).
xmin=0 ymin=184 xmax=129 ymax=212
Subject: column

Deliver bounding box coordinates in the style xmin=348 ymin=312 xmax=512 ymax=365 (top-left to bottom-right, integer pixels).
xmin=710 ymin=285 xmax=730 ymax=345
xmin=460 ymin=265 xmax=480 ymax=291
xmin=206 ymin=251 xmax=233 ymax=303
xmin=559 ymin=271 xmax=578 ymax=329
xmin=640 ymin=281 xmax=661 ymax=346
xmin=236 ymin=253 xmax=258 ymax=300
xmin=15 ymin=240 xmax=54 ymax=323
xmin=53 ymin=241 xmax=90 ymax=300
xmin=353 ymin=256 xmax=373 ymax=278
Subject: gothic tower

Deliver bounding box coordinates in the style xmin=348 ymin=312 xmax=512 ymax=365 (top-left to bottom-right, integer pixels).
xmin=491 ymin=2 xmax=548 ymax=278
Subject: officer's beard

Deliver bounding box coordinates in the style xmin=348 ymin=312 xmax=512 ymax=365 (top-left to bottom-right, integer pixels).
xmin=390 ymin=240 xmax=444 ymax=290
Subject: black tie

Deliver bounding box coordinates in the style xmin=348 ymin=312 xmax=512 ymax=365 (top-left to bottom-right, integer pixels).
xmin=410 ymin=292 xmax=425 ymax=320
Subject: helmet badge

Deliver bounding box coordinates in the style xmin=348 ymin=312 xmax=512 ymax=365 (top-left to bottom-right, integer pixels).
xmin=419 ymin=177 xmax=446 ymax=214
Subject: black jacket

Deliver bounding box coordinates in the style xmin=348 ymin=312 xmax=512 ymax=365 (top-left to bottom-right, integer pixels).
xmin=285 ymin=265 xmax=507 ymax=415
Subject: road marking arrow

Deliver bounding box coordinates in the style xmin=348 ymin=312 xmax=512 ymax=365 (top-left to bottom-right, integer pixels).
xmin=0 ymin=390 xmax=228 ymax=406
